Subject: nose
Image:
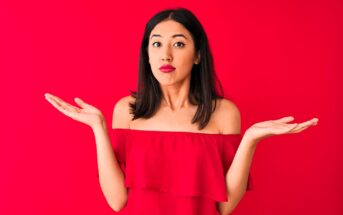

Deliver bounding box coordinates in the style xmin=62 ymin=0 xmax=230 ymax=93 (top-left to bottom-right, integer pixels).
xmin=161 ymin=46 xmax=173 ymax=62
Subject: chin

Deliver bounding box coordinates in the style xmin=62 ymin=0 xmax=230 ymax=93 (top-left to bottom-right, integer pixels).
xmin=157 ymin=81 xmax=176 ymax=87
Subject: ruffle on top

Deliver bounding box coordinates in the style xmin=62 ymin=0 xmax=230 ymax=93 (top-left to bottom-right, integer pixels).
xmin=106 ymin=128 xmax=253 ymax=202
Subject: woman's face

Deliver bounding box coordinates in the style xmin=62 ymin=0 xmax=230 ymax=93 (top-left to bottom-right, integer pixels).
xmin=148 ymin=20 xmax=200 ymax=86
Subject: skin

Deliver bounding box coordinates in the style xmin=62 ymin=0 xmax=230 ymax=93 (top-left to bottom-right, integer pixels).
xmin=44 ymin=19 xmax=319 ymax=214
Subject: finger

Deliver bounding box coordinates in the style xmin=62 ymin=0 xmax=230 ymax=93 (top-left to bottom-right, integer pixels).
xmin=275 ymin=116 xmax=295 ymax=123
xmin=269 ymin=123 xmax=298 ymax=135
xmin=45 ymin=96 xmax=75 ymax=117
xmin=288 ymin=119 xmax=318 ymax=133
xmin=46 ymin=94 xmax=81 ymax=113
xmin=296 ymin=118 xmax=318 ymax=128
xmin=45 ymin=95 xmax=80 ymax=117
xmin=46 ymin=94 xmax=71 ymax=107
xmin=290 ymin=124 xmax=314 ymax=133
xmin=285 ymin=123 xmax=299 ymax=131
xmin=312 ymin=118 xmax=319 ymax=124
xmin=74 ymin=97 xmax=93 ymax=109
xmin=292 ymin=126 xmax=309 ymax=133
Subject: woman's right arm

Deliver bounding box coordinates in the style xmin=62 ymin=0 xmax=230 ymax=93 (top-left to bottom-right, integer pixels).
xmin=44 ymin=93 xmax=128 ymax=212
xmin=93 ymin=121 xmax=127 ymax=212
xmin=95 ymin=95 xmax=134 ymax=212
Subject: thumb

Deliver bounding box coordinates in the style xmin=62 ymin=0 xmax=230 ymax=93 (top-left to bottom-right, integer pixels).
xmin=74 ymin=97 xmax=89 ymax=108
xmin=277 ymin=116 xmax=295 ymax=123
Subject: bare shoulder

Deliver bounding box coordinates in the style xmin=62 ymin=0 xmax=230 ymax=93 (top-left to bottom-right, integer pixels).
xmin=112 ymin=95 xmax=136 ymax=129
xmin=213 ymin=98 xmax=241 ymax=134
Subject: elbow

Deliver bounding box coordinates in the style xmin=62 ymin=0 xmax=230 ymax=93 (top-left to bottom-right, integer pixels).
xmin=217 ymin=201 xmax=233 ymax=215
xmin=219 ymin=205 xmax=237 ymax=215
xmin=106 ymin=189 xmax=128 ymax=212
xmin=217 ymin=192 xmax=245 ymax=215
xmin=218 ymin=207 xmax=232 ymax=215
xmin=109 ymin=196 xmax=128 ymax=212
xmin=110 ymin=204 xmax=126 ymax=213
xmin=223 ymin=209 xmax=234 ymax=215
xmin=100 ymin=179 xmax=128 ymax=212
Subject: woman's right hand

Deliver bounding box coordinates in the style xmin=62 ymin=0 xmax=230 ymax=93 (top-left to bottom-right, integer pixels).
xmin=44 ymin=93 xmax=106 ymax=130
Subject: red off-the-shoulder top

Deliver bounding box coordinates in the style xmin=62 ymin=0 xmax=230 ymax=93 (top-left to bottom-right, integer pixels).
xmin=104 ymin=128 xmax=253 ymax=215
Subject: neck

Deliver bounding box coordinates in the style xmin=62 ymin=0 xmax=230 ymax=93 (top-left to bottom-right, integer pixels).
xmin=159 ymin=81 xmax=192 ymax=111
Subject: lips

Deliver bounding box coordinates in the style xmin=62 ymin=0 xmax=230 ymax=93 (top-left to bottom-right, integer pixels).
xmin=159 ymin=64 xmax=175 ymax=73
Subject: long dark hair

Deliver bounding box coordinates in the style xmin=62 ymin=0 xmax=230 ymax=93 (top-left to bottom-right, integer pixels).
xmin=129 ymin=7 xmax=224 ymax=130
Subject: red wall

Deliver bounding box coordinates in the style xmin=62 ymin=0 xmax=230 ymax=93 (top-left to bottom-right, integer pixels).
xmin=1 ymin=0 xmax=342 ymax=214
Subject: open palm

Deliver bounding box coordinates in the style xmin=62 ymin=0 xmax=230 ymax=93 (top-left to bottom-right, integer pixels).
xmin=44 ymin=93 xmax=105 ymax=129
xmin=245 ymin=116 xmax=319 ymax=144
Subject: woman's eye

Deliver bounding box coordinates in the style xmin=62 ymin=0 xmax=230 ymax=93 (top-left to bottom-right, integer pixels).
xmin=174 ymin=42 xmax=185 ymax=48
xmin=152 ymin=42 xmax=160 ymax=47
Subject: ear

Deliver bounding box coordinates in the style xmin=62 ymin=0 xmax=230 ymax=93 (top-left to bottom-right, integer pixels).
xmin=194 ymin=52 xmax=201 ymax=64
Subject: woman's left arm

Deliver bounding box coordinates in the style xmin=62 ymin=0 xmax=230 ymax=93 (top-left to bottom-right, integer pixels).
xmin=217 ymin=116 xmax=319 ymax=215
xmin=217 ymin=135 xmax=256 ymax=215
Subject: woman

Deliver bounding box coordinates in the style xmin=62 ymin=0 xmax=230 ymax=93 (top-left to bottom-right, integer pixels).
xmin=44 ymin=8 xmax=318 ymax=215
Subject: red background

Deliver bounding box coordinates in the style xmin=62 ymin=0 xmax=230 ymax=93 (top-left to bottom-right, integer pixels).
xmin=1 ymin=0 xmax=342 ymax=214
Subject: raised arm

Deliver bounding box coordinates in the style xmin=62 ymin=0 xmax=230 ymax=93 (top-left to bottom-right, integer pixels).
xmin=94 ymin=95 xmax=135 ymax=212
xmin=44 ymin=93 xmax=128 ymax=212
xmin=214 ymin=99 xmax=318 ymax=215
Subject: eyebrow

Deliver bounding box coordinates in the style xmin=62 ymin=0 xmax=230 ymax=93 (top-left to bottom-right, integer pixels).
xmin=150 ymin=34 xmax=188 ymax=40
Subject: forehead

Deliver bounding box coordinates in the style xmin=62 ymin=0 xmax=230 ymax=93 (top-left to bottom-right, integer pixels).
xmin=150 ymin=20 xmax=192 ymax=39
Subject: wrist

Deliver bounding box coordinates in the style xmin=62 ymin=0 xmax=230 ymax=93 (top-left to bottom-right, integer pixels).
xmin=242 ymin=133 xmax=258 ymax=149
xmin=91 ymin=117 xmax=107 ymax=131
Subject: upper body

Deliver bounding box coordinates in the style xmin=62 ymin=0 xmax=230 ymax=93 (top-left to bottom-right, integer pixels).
xmin=111 ymin=95 xmax=243 ymax=215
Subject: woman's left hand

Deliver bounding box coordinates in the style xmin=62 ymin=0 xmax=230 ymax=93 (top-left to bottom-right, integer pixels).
xmin=244 ymin=116 xmax=319 ymax=146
